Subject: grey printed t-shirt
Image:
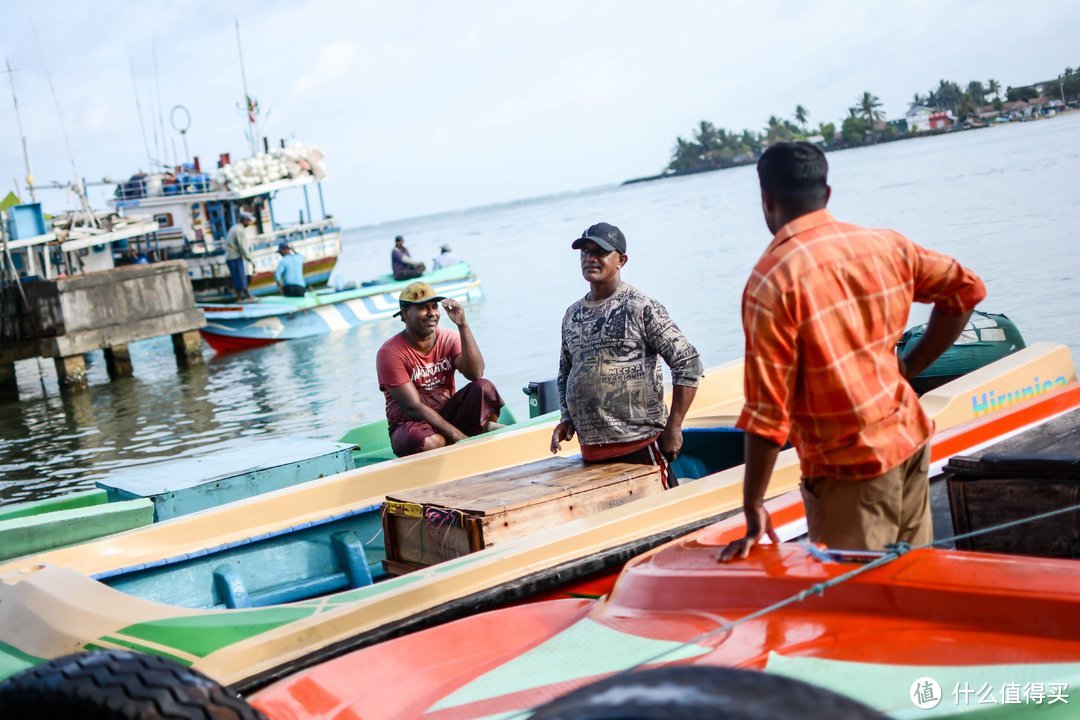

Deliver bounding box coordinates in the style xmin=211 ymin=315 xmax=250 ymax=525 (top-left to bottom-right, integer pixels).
xmin=558 ymin=282 xmax=703 ymax=447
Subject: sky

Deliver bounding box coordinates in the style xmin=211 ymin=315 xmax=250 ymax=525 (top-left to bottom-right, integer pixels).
xmin=1 ymin=0 xmax=1078 ymax=228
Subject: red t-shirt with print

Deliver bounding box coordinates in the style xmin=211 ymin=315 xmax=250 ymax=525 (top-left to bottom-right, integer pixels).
xmin=376 ymin=328 xmax=462 ymax=428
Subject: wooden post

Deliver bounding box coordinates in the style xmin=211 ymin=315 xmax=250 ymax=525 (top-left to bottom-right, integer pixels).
xmin=104 ymin=345 xmax=134 ymax=380
xmin=0 ymin=362 xmax=17 ymax=402
xmin=54 ymin=354 xmax=88 ymax=392
xmin=172 ymin=331 xmax=204 ymax=368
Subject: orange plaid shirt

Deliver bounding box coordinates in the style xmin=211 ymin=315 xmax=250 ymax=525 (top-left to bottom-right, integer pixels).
xmin=737 ymin=209 xmax=986 ymax=480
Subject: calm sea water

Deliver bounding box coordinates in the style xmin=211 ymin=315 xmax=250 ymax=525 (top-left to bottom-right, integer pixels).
xmin=2 ymin=114 xmax=1078 ymax=504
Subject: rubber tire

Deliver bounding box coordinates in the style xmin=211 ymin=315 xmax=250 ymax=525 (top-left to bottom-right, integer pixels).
xmin=0 ymin=649 xmax=267 ymax=720
xmin=528 ymin=666 xmax=886 ymax=720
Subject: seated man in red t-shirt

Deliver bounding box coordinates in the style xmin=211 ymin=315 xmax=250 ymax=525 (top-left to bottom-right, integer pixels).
xmin=376 ymin=282 xmax=505 ymax=457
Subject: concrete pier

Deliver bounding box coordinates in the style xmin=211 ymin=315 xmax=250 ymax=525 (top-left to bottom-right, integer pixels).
xmin=0 ymin=261 xmax=205 ymax=397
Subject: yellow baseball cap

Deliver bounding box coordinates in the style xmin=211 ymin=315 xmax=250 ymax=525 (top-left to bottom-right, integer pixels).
xmin=394 ymin=282 xmax=446 ymax=317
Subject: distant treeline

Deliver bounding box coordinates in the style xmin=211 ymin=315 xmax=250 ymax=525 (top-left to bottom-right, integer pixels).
xmin=664 ymin=67 xmax=1080 ymax=177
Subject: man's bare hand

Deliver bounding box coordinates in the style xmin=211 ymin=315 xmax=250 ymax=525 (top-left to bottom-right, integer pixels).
xmin=442 ymin=299 xmax=467 ymax=327
xmin=443 ymin=426 xmax=469 ymax=444
xmin=550 ymin=420 xmax=576 ymax=454
xmin=718 ymin=503 xmax=780 ymax=562
xmin=659 ymin=423 xmax=683 ymax=461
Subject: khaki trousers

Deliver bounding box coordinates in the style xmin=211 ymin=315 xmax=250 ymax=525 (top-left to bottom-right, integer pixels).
xmin=800 ymin=444 xmax=932 ymax=551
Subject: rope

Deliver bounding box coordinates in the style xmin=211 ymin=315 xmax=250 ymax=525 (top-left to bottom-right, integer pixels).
xmin=501 ymin=499 xmax=1080 ymax=719
xmin=928 ymin=501 xmax=1080 ymax=550
xmin=626 ymin=499 xmax=1080 ymax=671
xmin=618 ymin=541 xmax=915 ymax=674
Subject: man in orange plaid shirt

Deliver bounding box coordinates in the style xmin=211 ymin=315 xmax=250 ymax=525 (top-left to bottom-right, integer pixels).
xmin=721 ymin=142 xmax=986 ymax=560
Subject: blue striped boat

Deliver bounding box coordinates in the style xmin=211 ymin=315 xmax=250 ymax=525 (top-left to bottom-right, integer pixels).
xmin=198 ymin=263 xmax=482 ymax=352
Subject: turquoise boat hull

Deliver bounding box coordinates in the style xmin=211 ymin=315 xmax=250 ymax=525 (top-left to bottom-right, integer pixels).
xmin=92 ymin=425 xmax=747 ymax=610
xmin=0 ymin=439 xmax=356 ymax=563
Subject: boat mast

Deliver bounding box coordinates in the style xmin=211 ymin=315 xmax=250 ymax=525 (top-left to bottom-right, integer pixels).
xmin=126 ymin=44 xmax=155 ymax=169
xmin=234 ymin=17 xmax=258 ymax=158
xmin=3 ymin=58 xmax=36 ymax=202
xmin=152 ymin=44 xmax=169 ymax=169
xmin=31 ymin=23 xmax=99 ymax=229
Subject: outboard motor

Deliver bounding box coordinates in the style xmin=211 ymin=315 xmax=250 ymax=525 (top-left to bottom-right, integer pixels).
xmin=522 ymin=378 xmax=560 ymax=418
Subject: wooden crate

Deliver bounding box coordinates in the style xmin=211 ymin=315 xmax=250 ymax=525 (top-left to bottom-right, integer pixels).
xmin=382 ymin=457 xmax=663 ymax=573
xmin=945 ymin=407 xmax=1080 ymax=557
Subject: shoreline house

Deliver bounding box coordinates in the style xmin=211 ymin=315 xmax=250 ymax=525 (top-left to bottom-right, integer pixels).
xmin=976 ymin=104 xmax=1001 ymax=122
xmin=1001 ymin=100 xmax=1032 ymax=120
xmin=905 ymin=104 xmax=933 ymax=132
xmin=928 ymin=109 xmax=955 ymax=130
xmin=905 ymin=104 xmax=956 ymax=133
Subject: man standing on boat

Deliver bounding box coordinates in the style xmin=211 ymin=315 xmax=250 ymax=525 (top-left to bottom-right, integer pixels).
xmin=391 ymin=235 xmax=426 ymax=281
xmin=720 ymin=142 xmax=986 ymax=561
xmin=550 ymin=222 xmax=703 ymax=489
xmin=377 ymin=281 xmax=505 ymax=456
xmin=225 ymin=210 xmax=256 ymax=302
xmin=274 ymin=242 xmax=307 ymax=297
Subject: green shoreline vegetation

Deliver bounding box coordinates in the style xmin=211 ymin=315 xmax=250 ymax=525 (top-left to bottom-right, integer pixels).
xmin=628 ymin=67 xmax=1080 ymax=184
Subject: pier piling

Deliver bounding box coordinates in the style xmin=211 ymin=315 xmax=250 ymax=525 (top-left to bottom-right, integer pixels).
xmin=104 ymin=345 xmax=134 ymax=380
xmin=54 ymin=355 xmax=89 ymax=392
xmin=172 ymin=331 xmax=204 ymax=369
xmin=0 ymin=362 xmax=17 ymax=402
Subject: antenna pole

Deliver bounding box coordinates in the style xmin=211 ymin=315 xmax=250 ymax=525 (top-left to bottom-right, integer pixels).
xmin=127 ymin=44 xmax=154 ymax=168
xmin=153 ymin=44 xmax=167 ymax=169
xmin=235 ymin=16 xmax=257 ymax=157
xmin=3 ymin=58 xmax=36 ymax=201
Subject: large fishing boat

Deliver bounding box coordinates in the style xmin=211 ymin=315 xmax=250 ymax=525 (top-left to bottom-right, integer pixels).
xmin=112 ymin=142 xmax=341 ymax=302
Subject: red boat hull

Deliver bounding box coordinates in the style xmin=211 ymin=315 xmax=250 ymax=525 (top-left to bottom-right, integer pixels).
xmin=198 ymin=330 xmax=280 ymax=354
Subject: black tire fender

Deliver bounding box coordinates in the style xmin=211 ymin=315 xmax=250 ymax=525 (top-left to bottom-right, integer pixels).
xmin=0 ymin=649 xmax=267 ymax=720
xmin=528 ymin=665 xmax=886 ymax=720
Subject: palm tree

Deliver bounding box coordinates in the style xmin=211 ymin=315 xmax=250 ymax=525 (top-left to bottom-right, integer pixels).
xmin=966 ymin=81 xmax=987 ymax=107
xmin=694 ymin=121 xmax=719 ymax=153
xmin=764 ymin=115 xmax=793 ymax=144
xmin=935 ymin=80 xmax=964 ymax=115
xmin=669 ymin=137 xmax=704 ymax=173
xmin=856 ymin=92 xmax=884 ymax=141
xmin=911 ymin=92 xmax=925 ymax=107
xmin=857 ymin=92 xmax=884 ymax=123
xmin=987 ymin=79 xmax=1001 ymax=101
xmin=794 ymin=104 xmax=809 ymax=129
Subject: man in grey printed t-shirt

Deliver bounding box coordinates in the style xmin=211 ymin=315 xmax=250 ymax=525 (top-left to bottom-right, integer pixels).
xmin=550 ymin=222 xmax=703 ymax=488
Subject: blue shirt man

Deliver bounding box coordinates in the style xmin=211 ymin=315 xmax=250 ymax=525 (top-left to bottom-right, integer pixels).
xmin=275 ymin=243 xmax=307 ymax=297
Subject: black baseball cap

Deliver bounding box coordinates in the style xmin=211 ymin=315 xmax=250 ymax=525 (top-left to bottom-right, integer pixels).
xmin=571 ymin=222 xmax=626 ymax=253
